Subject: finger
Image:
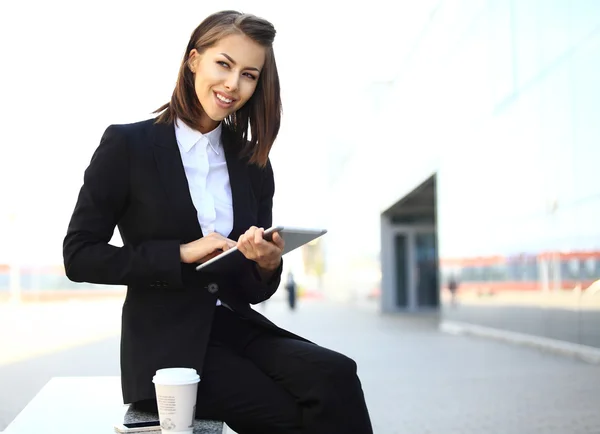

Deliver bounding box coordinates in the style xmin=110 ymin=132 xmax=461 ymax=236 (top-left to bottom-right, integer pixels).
xmin=197 ymin=250 xmax=222 ymax=263
xmin=258 ymin=239 xmax=281 ymax=258
xmin=271 ymin=232 xmax=285 ymax=250
xmin=238 ymin=233 xmax=255 ymax=257
xmin=237 ymin=234 xmax=245 ymax=251
xmin=241 ymin=228 xmax=253 ymax=245
xmin=254 ymin=227 xmax=265 ymax=245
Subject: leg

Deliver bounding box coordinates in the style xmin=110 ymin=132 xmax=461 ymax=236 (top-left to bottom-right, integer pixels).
xmin=243 ymin=332 xmax=373 ymax=434
xmin=196 ymin=343 xmax=303 ymax=434
xmin=133 ymin=307 xmax=303 ymax=434
xmin=196 ymin=308 xmax=304 ymax=433
xmin=132 ymin=342 xmax=303 ymax=434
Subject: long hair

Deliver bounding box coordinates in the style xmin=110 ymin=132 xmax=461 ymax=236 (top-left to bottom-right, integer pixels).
xmin=154 ymin=10 xmax=281 ymax=167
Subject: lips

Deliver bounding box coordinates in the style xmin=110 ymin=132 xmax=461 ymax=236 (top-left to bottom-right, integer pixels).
xmin=213 ymin=91 xmax=236 ymax=109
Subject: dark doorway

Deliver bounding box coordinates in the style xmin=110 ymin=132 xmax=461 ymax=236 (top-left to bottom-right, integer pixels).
xmin=394 ymin=234 xmax=409 ymax=308
xmin=382 ymin=174 xmax=440 ymax=311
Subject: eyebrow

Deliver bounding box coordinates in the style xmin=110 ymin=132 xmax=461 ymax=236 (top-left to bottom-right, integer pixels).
xmin=219 ymin=53 xmax=261 ymax=72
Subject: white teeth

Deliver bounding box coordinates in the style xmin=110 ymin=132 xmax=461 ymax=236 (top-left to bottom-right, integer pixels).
xmin=216 ymin=93 xmax=232 ymax=103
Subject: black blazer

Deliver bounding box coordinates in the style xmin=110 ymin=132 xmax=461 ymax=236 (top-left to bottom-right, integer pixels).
xmin=63 ymin=118 xmax=300 ymax=404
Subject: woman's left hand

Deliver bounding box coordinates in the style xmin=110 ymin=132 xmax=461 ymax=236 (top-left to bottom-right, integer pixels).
xmin=237 ymin=226 xmax=284 ymax=272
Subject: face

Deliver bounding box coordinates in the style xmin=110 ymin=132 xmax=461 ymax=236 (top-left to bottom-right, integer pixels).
xmin=188 ymin=33 xmax=266 ymax=132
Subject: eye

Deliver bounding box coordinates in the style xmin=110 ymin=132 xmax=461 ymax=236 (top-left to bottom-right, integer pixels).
xmin=217 ymin=61 xmax=230 ymax=68
xmin=243 ymin=72 xmax=257 ymax=80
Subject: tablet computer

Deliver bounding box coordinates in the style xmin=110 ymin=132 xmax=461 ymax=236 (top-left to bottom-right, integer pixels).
xmin=195 ymin=226 xmax=327 ymax=273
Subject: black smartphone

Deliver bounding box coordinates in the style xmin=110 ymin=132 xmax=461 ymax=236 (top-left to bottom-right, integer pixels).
xmin=114 ymin=420 xmax=161 ymax=433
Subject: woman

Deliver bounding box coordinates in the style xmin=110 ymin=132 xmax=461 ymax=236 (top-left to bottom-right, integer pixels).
xmin=63 ymin=10 xmax=372 ymax=434
xmin=285 ymin=270 xmax=297 ymax=310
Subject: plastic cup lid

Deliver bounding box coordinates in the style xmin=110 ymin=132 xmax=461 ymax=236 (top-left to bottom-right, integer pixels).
xmin=153 ymin=368 xmax=200 ymax=385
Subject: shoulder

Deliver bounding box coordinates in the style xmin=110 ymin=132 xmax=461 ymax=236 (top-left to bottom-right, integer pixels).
xmin=98 ymin=118 xmax=167 ymax=156
xmin=222 ymin=124 xmax=275 ymax=178
xmin=248 ymin=157 xmax=274 ymax=186
xmin=247 ymin=158 xmax=275 ymax=199
xmin=103 ymin=117 xmax=158 ymax=140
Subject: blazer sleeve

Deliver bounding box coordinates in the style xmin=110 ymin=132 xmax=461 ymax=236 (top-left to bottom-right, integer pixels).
xmin=235 ymin=159 xmax=283 ymax=304
xmin=63 ymin=125 xmax=183 ymax=287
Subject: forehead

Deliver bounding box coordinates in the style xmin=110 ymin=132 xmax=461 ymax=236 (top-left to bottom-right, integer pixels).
xmin=207 ymin=33 xmax=266 ymax=70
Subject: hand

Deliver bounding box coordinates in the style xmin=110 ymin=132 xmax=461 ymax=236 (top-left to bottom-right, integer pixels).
xmin=180 ymin=232 xmax=237 ymax=264
xmin=237 ymin=226 xmax=284 ymax=271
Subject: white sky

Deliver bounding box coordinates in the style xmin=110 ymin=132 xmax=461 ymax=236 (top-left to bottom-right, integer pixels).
xmin=0 ymin=0 xmax=437 ymax=264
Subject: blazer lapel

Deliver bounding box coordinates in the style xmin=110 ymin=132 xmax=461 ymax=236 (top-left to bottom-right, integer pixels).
xmin=152 ymin=121 xmax=203 ymax=243
xmin=222 ymin=127 xmax=255 ymax=240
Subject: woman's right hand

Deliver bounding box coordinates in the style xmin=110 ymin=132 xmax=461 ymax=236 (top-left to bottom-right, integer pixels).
xmin=179 ymin=233 xmax=237 ymax=264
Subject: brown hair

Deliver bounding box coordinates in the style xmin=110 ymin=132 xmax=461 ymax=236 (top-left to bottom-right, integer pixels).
xmin=154 ymin=10 xmax=281 ymax=167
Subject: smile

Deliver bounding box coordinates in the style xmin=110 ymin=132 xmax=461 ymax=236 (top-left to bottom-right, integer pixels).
xmin=214 ymin=91 xmax=236 ymax=108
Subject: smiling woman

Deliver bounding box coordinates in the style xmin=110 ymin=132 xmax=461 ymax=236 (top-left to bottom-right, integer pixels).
xmin=188 ymin=36 xmax=264 ymax=116
xmin=63 ymin=10 xmax=372 ymax=434
xmin=154 ymin=11 xmax=281 ymax=167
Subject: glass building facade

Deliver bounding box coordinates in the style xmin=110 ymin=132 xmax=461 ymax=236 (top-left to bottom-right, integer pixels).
xmin=322 ymin=0 xmax=600 ymax=349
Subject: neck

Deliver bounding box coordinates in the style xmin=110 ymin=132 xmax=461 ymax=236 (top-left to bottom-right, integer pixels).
xmin=198 ymin=114 xmax=220 ymax=134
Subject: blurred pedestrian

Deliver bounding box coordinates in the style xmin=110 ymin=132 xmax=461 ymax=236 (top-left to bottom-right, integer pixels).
xmin=285 ymin=271 xmax=297 ymax=310
xmin=448 ymin=274 xmax=459 ymax=306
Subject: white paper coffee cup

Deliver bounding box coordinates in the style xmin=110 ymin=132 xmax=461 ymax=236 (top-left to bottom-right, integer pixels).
xmin=153 ymin=368 xmax=200 ymax=434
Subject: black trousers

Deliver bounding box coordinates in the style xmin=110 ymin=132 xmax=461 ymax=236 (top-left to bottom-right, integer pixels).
xmin=133 ymin=306 xmax=373 ymax=434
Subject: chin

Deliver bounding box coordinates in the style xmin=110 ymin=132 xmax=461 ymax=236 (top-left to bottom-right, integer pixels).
xmin=200 ymin=108 xmax=225 ymax=122
xmin=210 ymin=103 xmax=235 ymax=119
xmin=208 ymin=113 xmax=226 ymax=122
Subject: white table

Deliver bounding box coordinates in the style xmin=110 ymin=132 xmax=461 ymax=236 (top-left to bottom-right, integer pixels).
xmin=4 ymin=377 xmax=224 ymax=434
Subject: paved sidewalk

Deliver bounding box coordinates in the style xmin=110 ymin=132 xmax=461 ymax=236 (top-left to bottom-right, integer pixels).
xmin=1 ymin=298 xmax=599 ymax=433
xmin=0 ymin=299 xmax=122 ymax=366
xmin=266 ymin=300 xmax=600 ymax=434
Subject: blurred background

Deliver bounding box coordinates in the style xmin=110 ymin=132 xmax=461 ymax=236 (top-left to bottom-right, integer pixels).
xmin=1 ymin=0 xmax=600 ymax=433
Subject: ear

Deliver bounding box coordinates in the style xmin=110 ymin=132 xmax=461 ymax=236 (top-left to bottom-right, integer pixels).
xmin=188 ymin=49 xmax=200 ymax=73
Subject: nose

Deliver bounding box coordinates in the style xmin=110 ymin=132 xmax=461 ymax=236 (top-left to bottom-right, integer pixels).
xmin=224 ymin=73 xmax=239 ymax=92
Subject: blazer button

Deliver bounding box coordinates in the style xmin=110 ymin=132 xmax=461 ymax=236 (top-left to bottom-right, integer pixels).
xmin=207 ymin=283 xmax=219 ymax=294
